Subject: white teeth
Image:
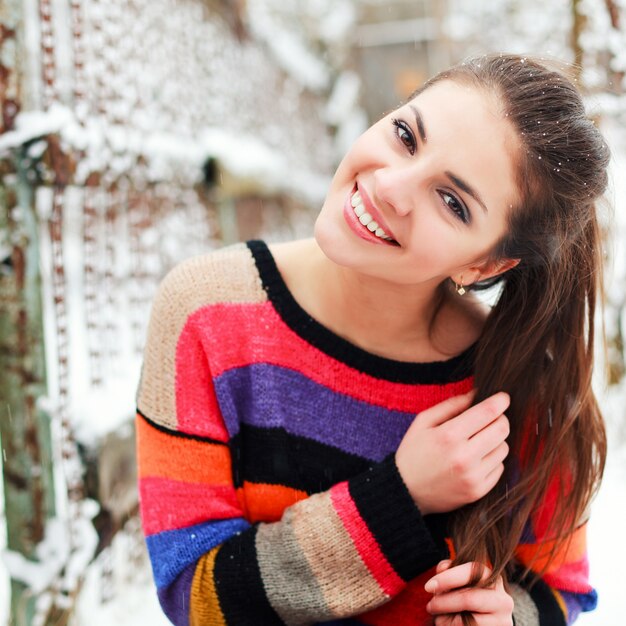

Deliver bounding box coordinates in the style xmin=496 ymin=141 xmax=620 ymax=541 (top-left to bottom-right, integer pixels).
xmin=351 ymin=189 xmax=396 ymax=243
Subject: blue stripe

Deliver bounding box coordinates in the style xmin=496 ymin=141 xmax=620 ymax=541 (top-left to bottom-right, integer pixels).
xmin=214 ymin=363 xmax=414 ymax=462
xmin=562 ymin=588 xmax=598 ymax=614
xmin=145 ymin=517 xmax=251 ymax=588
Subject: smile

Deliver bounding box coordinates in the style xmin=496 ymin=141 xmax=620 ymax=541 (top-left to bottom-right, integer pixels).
xmin=349 ymin=189 xmax=399 ymax=245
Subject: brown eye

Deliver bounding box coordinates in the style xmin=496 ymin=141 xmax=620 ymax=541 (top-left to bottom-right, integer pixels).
xmin=391 ymin=118 xmax=416 ymax=155
xmin=440 ymin=191 xmax=469 ymax=224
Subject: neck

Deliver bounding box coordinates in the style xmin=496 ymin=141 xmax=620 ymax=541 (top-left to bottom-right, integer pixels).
xmin=305 ymin=240 xmax=448 ymax=358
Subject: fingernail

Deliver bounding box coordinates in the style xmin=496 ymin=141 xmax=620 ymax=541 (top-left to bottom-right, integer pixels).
xmin=426 ymin=601 xmax=433 ymax=613
xmin=424 ymin=579 xmax=438 ymax=593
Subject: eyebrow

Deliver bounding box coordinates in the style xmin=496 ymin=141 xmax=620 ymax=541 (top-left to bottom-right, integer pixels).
xmin=409 ymin=105 xmax=427 ymax=144
xmin=445 ymin=171 xmax=489 ymax=214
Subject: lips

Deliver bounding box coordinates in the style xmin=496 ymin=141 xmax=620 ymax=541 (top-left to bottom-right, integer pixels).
xmin=352 ymin=183 xmax=400 ymax=245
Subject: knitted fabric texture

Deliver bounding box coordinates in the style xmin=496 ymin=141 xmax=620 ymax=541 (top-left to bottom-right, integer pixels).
xmin=136 ymin=240 xmax=596 ymax=626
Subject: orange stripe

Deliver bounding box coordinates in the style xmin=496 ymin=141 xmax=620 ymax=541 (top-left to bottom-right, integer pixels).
xmin=136 ymin=414 xmax=232 ymax=485
xmin=515 ymin=523 xmax=587 ymax=574
xmin=190 ymin=547 xmax=226 ymax=626
xmin=239 ymin=482 xmax=308 ymax=523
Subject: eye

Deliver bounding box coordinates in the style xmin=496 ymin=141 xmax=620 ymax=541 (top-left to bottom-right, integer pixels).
xmin=391 ymin=118 xmax=416 ymax=155
xmin=439 ymin=191 xmax=470 ymax=224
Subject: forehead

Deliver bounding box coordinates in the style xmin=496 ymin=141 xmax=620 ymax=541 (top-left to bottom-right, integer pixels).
xmin=402 ymin=80 xmax=522 ymax=215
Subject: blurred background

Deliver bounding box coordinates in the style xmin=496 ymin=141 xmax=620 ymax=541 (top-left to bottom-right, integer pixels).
xmin=1 ymin=0 xmax=625 ymax=624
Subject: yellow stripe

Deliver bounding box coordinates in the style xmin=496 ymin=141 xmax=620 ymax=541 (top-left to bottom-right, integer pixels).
xmin=552 ymin=589 xmax=568 ymax=618
xmin=190 ymin=547 xmax=226 ymax=626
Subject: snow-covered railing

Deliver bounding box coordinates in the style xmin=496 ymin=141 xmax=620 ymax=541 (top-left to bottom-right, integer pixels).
xmin=0 ymin=0 xmax=346 ymax=623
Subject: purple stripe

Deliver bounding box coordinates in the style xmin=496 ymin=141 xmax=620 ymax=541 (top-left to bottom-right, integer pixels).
xmin=214 ymin=363 xmax=414 ymax=461
xmin=157 ymin=562 xmax=195 ymax=626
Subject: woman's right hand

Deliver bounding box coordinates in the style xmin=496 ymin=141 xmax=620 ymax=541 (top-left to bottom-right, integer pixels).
xmin=395 ymin=390 xmax=510 ymax=515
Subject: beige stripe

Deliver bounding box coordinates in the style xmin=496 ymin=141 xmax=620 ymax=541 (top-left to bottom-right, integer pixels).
xmin=256 ymin=504 xmax=331 ymax=625
xmin=510 ymin=583 xmax=540 ymax=626
xmin=260 ymin=490 xmax=388 ymax=624
xmin=136 ymin=243 xmax=267 ymax=429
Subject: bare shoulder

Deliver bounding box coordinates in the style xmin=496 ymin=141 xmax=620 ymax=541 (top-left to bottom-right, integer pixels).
xmin=268 ymin=238 xmax=318 ymax=277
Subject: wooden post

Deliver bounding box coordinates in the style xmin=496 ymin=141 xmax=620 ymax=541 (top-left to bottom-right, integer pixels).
xmin=2 ymin=0 xmax=58 ymax=619
xmin=1 ymin=148 xmax=58 ymax=626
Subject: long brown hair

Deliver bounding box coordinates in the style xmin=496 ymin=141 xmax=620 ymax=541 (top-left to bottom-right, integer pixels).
xmin=415 ymin=54 xmax=610 ymax=603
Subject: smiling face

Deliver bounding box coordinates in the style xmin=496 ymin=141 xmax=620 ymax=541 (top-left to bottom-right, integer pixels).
xmin=314 ymin=80 xmax=522 ymax=288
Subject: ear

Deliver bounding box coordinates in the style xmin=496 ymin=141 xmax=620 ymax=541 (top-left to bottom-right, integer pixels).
xmin=472 ymin=257 xmax=520 ymax=283
xmin=452 ymin=257 xmax=520 ymax=287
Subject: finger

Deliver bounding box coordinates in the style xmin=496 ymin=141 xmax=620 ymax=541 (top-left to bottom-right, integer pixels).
xmin=420 ymin=390 xmax=476 ymax=427
xmin=427 ymin=587 xmax=503 ymax=615
xmin=436 ymin=614 xmax=505 ymax=626
xmin=480 ymin=439 xmax=509 ymax=472
xmin=436 ymin=559 xmax=453 ymax=574
xmin=425 ymin=562 xmax=491 ymax=594
xmin=483 ymin=461 xmax=506 ymax=493
xmin=467 ymin=414 xmax=510 ymax=458
xmin=447 ymin=392 xmax=510 ymax=439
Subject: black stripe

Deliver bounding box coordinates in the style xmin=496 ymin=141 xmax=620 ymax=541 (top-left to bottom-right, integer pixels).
xmin=136 ymin=409 xmax=228 ymax=446
xmin=214 ymin=528 xmax=285 ymax=625
xmin=348 ymin=454 xmax=449 ymax=581
xmin=230 ymin=425 xmax=372 ymax=492
xmin=246 ymin=239 xmax=476 ymax=384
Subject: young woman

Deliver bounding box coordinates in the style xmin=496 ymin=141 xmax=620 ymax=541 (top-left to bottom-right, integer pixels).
xmin=135 ymin=54 xmax=610 ymax=626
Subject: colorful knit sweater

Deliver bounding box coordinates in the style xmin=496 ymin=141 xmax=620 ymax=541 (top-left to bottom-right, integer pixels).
xmin=136 ymin=240 xmax=596 ymax=626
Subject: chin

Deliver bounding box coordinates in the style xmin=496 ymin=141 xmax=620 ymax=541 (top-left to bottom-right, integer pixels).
xmin=313 ymin=210 xmax=354 ymax=268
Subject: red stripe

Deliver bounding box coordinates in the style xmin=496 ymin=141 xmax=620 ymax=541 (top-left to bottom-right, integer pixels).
xmin=140 ymin=477 xmax=241 ymax=535
xmin=357 ymin=572 xmax=435 ymax=625
xmin=189 ymin=302 xmax=473 ymax=413
xmin=330 ymin=482 xmax=405 ymax=596
xmin=175 ymin=320 xmax=232 ymax=439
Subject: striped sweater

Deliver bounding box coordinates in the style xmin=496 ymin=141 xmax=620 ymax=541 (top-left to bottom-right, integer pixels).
xmin=136 ymin=240 xmax=597 ymax=626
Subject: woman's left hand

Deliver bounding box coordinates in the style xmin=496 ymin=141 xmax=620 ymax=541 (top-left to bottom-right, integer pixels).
xmin=424 ymin=560 xmax=514 ymax=625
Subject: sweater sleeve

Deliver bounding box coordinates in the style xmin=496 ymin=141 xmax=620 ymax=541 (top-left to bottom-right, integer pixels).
xmin=135 ymin=255 xmax=448 ymax=626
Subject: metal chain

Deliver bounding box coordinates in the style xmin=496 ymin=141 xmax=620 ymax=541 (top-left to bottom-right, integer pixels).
xmin=128 ymin=186 xmax=149 ymax=355
xmin=83 ymin=186 xmax=104 ymax=386
xmin=39 ymin=0 xmax=57 ymax=108
xmin=103 ymin=186 xmax=120 ymax=365
xmin=39 ymin=0 xmax=90 ymax=610
xmin=70 ymin=0 xmax=87 ymax=118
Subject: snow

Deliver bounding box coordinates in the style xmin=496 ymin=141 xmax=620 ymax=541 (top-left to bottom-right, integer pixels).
xmin=0 ymin=104 xmax=74 ymax=153
xmin=0 ymin=106 xmax=329 ymax=201
xmin=2 ymin=501 xmax=98 ymax=595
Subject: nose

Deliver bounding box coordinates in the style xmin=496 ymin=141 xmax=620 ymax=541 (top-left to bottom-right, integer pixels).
xmin=373 ymin=164 xmax=417 ymax=217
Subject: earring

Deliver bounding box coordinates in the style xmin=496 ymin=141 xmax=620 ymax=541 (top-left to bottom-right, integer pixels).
xmin=455 ymin=276 xmax=466 ymax=296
